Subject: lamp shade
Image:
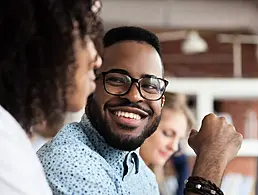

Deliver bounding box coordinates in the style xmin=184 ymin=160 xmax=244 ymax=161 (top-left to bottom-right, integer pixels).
xmin=181 ymin=31 xmax=208 ymax=54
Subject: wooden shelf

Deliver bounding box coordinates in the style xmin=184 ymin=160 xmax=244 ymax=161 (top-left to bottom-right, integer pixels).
xmin=165 ymin=78 xmax=258 ymax=157
xmin=165 ymin=78 xmax=258 ymax=99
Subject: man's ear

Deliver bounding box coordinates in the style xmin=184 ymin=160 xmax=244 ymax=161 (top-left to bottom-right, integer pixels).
xmin=161 ymin=95 xmax=165 ymax=108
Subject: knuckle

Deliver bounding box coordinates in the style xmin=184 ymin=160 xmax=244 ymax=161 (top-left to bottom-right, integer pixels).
xmin=206 ymin=113 xmax=216 ymax=119
xmin=227 ymin=124 xmax=235 ymax=131
xmin=219 ymin=116 xmax=226 ymax=123
xmin=203 ymin=113 xmax=215 ymax=122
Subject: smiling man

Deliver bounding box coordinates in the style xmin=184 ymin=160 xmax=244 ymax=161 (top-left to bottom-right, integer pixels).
xmin=87 ymin=28 xmax=168 ymax=152
xmin=37 ymin=26 xmax=168 ymax=195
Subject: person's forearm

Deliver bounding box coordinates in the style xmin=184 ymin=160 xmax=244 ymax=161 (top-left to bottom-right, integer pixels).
xmin=192 ymin=153 xmax=227 ymax=186
xmin=185 ymin=153 xmax=227 ymax=195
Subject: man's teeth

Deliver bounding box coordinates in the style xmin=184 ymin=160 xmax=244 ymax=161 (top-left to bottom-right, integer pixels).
xmin=114 ymin=111 xmax=141 ymax=120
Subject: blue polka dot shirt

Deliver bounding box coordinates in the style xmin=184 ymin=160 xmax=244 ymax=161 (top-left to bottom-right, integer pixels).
xmin=37 ymin=114 xmax=159 ymax=195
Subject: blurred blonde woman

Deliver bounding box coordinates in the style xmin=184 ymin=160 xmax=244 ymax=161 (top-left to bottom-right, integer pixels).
xmin=140 ymin=92 xmax=195 ymax=195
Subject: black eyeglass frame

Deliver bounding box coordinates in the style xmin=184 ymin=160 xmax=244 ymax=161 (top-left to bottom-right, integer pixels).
xmin=96 ymin=69 xmax=169 ymax=101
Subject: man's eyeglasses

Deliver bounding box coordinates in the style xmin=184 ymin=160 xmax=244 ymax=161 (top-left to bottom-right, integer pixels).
xmin=96 ymin=69 xmax=169 ymax=101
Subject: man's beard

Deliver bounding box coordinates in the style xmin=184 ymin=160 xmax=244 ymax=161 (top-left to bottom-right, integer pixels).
xmin=86 ymin=94 xmax=161 ymax=151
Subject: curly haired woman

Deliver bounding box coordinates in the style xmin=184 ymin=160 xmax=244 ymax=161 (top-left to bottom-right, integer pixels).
xmin=0 ymin=0 xmax=103 ymax=194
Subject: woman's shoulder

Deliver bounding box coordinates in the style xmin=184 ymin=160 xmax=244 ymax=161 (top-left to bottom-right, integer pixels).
xmin=0 ymin=105 xmax=52 ymax=195
xmin=0 ymin=105 xmax=28 ymax=143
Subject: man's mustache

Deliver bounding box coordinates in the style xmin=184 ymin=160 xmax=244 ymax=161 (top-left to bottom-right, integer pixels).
xmin=104 ymin=98 xmax=153 ymax=116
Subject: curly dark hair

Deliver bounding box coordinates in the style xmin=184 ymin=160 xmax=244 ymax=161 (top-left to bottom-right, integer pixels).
xmin=0 ymin=0 xmax=103 ymax=131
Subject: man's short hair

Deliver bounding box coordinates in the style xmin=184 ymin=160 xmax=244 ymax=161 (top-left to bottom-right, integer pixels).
xmin=103 ymin=26 xmax=164 ymax=76
xmin=103 ymin=26 xmax=161 ymax=56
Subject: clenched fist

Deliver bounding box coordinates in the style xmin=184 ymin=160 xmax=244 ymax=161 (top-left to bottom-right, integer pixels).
xmin=188 ymin=113 xmax=243 ymax=164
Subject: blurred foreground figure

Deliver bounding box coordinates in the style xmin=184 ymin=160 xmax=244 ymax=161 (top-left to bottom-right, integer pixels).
xmin=0 ymin=0 xmax=103 ymax=194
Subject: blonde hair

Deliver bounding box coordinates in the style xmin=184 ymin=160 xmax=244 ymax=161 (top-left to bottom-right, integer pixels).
xmin=150 ymin=92 xmax=196 ymax=185
xmin=163 ymin=92 xmax=195 ymax=131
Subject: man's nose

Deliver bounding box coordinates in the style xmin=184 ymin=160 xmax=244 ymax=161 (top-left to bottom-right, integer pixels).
xmin=122 ymin=83 xmax=144 ymax=103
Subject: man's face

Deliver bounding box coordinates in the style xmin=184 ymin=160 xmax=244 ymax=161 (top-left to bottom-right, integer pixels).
xmin=87 ymin=41 xmax=164 ymax=151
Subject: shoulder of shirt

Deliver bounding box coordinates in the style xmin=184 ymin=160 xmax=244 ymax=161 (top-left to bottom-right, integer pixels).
xmin=38 ymin=137 xmax=105 ymax=171
xmin=37 ymin=122 xmax=105 ymax=167
xmin=37 ymin=123 xmax=116 ymax=191
xmin=38 ymin=122 xmax=94 ymax=150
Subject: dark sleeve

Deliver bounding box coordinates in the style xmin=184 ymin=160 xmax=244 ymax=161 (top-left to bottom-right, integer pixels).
xmin=172 ymin=154 xmax=189 ymax=195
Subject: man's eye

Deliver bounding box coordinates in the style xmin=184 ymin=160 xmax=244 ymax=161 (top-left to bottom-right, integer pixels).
xmin=142 ymin=84 xmax=157 ymax=89
xmin=106 ymin=77 xmax=127 ymax=86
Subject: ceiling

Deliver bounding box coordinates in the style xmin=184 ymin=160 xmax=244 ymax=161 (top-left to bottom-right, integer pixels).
xmin=101 ymin=0 xmax=258 ymax=33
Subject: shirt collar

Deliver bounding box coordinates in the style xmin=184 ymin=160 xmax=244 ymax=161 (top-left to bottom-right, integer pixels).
xmin=80 ymin=114 xmax=140 ymax=177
